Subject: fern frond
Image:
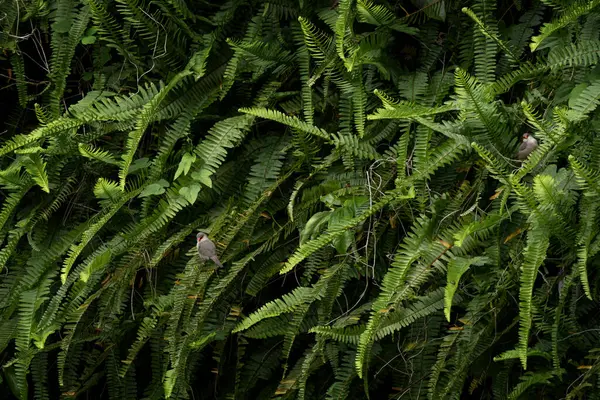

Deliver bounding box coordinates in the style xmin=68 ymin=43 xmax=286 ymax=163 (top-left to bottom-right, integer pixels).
xmin=567 ymin=78 xmax=600 ymax=121
xmin=60 ymin=187 xmax=142 ymax=283
xmin=239 ymin=107 xmax=331 ymax=140
xmin=0 ymin=118 xmax=83 ymax=157
xmin=518 ymin=229 xmax=550 ymax=369
xmin=547 ymin=40 xmax=600 ymax=68
xmin=78 ymin=143 xmax=119 ymax=165
xmin=444 ymin=257 xmax=486 ymax=321
xmin=521 ymin=101 xmax=562 ymax=144
xmin=470 ymin=0 xmax=499 ymax=83
xmin=331 ymin=132 xmax=378 ymax=160
xmin=530 ymin=0 xmax=600 ymax=51
xmin=491 ymin=62 xmax=544 ymax=95
xmin=10 ymin=52 xmax=28 ymax=108
xmin=298 ymin=16 xmax=334 ymax=63
xmin=120 ymin=71 xmax=191 ymax=189
xmin=507 ymin=371 xmax=556 ymax=399
xmin=294 ymin=22 xmax=314 ymax=125
xmin=569 ymin=155 xmax=600 ymax=195
xmin=281 ymin=191 xmax=400 ymax=275
xmin=369 ymin=102 xmax=457 ymax=120
xmin=23 ymin=154 xmax=50 ymax=193
xmin=377 ymin=287 xmax=450 ymax=339
xmin=355 ymin=215 xmax=433 ymax=378
xmin=575 ymin=198 xmax=596 ymax=300
xmin=462 ymin=6 xmax=519 ymax=64
xmin=335 ymin=0 xmax=355 ymax=65
xmin=0 ymin=185 xmax=31 ymax=237
xmin=48 ymin=4 xmax=90 ymax=116
xmin=86 ymin=0 xmax=140 ymax=63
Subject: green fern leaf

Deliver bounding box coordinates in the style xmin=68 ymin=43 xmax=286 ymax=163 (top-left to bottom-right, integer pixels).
xmin=444 ymin=257 xmax=488 ymax=321
xmin=78 ymin=143 xmax=119 ymax=165
xmin=530 ymin=0 xmax=600 ymax=51
xmin=239 ymin=107 xmax=331 ymax=140
xmin=233 ymin=287 xmax=316 ymax=332
xmin=518 ymin=229 xmax=550 ymax=369
xmin=22 ymin=154 xmax=50 ymax=193
xmin=119 ymin=71 xmax=191 ymax=190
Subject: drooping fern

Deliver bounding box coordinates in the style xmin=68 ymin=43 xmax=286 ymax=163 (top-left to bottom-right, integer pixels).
xmin=3 ymin=1 xmax=600 ymax=399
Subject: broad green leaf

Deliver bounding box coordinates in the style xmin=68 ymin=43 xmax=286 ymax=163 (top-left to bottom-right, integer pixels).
xmin=333 ymin=231 xmax=354 ymax=254
xmin=191 ymin=168 xmax=212 ymax=188
xmin=321 ymin=193 xmax=342 ymax=207
xmin=128 ymin=157 xmax=151 ymax=174
xmin=329 ymin=206 xmax=356 ymax=254
xmin=179 ymin=184 xmax=201 ymax=204
xmin=300 ymin=212 xmax=331 ymax=245
xmin=174 ymin=152 xmax=196 ymax=180
xmin=84 ymin=27 xmax=98 ymax=36
xmin=81 ymin=36 xmax=96 ymax=45
xmin=139 ymin=179 xmax=169 ymax=198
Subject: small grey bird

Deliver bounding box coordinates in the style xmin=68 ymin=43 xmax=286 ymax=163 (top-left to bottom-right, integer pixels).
xmin=196 ymin=232 xmax=223 ymax=268
xmin=517 ymin=133 xmax=538 ymax=161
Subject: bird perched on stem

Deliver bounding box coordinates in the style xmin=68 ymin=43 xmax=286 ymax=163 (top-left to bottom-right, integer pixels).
xmin=517 ymin=132 xmax=538 ymax=161
xmin=196 ymin=232 xmax=223 ymax=268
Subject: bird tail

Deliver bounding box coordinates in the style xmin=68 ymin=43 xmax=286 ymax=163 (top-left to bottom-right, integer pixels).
xmin=211 ymin=255 xmax=224 ymax=268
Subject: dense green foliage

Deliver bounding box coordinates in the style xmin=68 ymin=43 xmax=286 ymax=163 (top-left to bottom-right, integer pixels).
xmin=2 ymin=0 xmax=600 ymax=398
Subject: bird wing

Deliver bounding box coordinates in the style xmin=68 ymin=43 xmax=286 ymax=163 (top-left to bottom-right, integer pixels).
xmin=197 ymin=242 xmax=208 ymax=260
xmin=517 ymin=140 xmax=534 ymax=160
xmin=519 ymin=140 xmax=528 ymax=152
xmin=210 ymin=255 xmax=224 ymax=268
xmin=199 ymin=239 xmax=217 ymax=255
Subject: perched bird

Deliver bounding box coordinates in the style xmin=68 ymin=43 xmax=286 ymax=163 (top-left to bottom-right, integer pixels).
xmin=517 ymin=132 xmax=538 ymax=161
xmin=196 ymin=232 xmax=223 ymax=268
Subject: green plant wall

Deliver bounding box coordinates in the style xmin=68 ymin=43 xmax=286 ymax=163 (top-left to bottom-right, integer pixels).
xmin=1 ymin=0 xmax=600 ymax=399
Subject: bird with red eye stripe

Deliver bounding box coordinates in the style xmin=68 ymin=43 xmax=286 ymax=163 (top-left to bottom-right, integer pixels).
xmin=517 ymin=132 xmax=538 ymax=161
xmin=196 ymin=232 xmax=223 ymax=268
